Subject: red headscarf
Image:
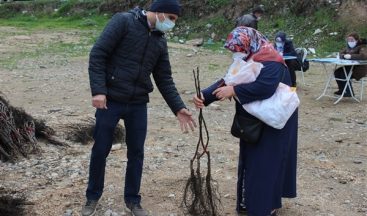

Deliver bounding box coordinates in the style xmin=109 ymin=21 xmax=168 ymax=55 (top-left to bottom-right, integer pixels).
xmin=224 ymin=26 xmax=285 ymax=64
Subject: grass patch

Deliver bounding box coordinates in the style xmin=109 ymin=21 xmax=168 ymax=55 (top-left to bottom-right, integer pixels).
xmin=0 ymin=14 xmax=109 ymax=30
xmin=207 ymin=0 xmax=230 ymax=9
xmin=177 ymin=7 xmax=366 ymax=56
xmin=181 ymin=10 xmax=329 ymax=53
xmin=258 ymin=8 xmax=367 ymax=57
xmin=175 ymin=16 xmax=233 ymax=42
xmin=0 ymin=51 xmax=37 ymax=70
xmin=202 ymin=41 xmax=226 ymax=52
xmin=0 ymin=0 xmax=101 ymax=18
xmin=1 ymin=3 xmax=366 ymax=58
xmin=0 ymin=41 xmax=93 ymax=70
xmin=43 ymin=41 xmax=92 ymax=57
xmin=0 ymin=43 xmax=91 ymax=70
xmin=0 ymin=28 xmax=98 ymax=70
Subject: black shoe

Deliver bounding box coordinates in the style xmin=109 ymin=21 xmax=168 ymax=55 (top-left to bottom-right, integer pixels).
xmin=81 ymin=200 xmax=98 ymax=216
xmin=343 ymin=93 xmax=352 ymax=97
xmin=334 ymin=91 xmax=353 ymax=97
xmin=334 ymin=90 xmax=342 ymax=95
xmin=126 ymin=203 xmax=148 ymax=216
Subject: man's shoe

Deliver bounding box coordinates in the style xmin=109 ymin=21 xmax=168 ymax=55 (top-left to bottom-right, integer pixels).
xmin=81 ymin=200 xmax=98 ymax=216
xmin=126 ymin=203 xmax=148 ymax=216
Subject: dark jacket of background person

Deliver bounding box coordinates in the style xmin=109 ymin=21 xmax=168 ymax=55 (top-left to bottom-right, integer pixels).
xmin=89 ymin=8 xmax=185 ymax=114
xmin=339 ymin=40 xmax=367 ymax=80
xmin=274 ymin=32 xmax=297 ymax=57
xmin=274 ymin=31 xmax=298 ymax=87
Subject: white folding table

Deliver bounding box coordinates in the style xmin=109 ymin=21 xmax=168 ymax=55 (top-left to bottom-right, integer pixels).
xmin=308 ymin=58 xmax=367 ymax=104
xmin=283 ymin=56 xmax=298 ymax=60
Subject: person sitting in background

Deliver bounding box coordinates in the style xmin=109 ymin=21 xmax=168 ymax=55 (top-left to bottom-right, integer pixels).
xmin=334 ymin=32 xmax=367 ymax=96
xmin=274 ymin=31 xmax=298 ymax=87
xmin=235 ymin=5 xmax=264 ymax=29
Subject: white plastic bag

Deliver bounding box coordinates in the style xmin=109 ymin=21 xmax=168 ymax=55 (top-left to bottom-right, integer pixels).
xmin=223 ymin=54 xmax=299 ymax=129
xmin=242 ymin=83 xmax=300 ymax=129
xmin=223 ymin=54 xmax=263 ymax=86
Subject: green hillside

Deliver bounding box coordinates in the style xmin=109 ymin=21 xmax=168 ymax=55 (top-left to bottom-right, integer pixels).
xmin=0 ymin=0 xmax=366 ymax=56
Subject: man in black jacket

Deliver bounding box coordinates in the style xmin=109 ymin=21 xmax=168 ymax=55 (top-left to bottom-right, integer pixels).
xmin=82 ymin=0 xmax=196 ymax=215
xmin=235 ymin=5 xmax=264 ymax=29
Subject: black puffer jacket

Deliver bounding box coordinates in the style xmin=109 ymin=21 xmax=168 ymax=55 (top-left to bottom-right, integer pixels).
xmin=88 ymin=8 xmax=185 ymax=114
xmin=274 ymin=32 xmax=297 ymax=57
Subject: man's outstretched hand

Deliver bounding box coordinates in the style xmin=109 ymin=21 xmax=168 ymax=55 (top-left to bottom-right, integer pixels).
xmin=176 ymin=108 xmax=197 ymax=133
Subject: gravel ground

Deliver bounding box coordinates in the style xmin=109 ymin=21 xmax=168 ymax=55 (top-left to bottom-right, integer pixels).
xmin=0 ymin=27 xmax=366 ymax=216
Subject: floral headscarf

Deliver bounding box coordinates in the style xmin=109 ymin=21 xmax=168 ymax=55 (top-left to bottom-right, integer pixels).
xmin=224 ymin=26 xmax=268 ymax=54
xmin=224 ymin=26 xmax=284 ymax=64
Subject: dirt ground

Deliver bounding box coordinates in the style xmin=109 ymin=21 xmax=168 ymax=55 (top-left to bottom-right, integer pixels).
xmin=0 ymin=27 xmax=366 ymax=216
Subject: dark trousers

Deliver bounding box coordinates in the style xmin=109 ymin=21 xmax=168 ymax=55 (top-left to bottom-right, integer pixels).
xmin=86 ymin=100 xmax=147 ymax=205
xmin=334 ymin=66 xmax=354 ymax=94
xmin=236 ymin=111 xmax=298 ymax=215
xmin=285 ymin=60 xmax=298 ymax=87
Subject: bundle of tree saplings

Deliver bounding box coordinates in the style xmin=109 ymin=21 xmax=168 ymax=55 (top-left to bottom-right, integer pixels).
xmin=0 ymin=93 xmax=66 ymax=162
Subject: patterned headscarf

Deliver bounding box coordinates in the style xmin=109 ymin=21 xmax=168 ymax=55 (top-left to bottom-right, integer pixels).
xmin=224 ymin=26 xmax=284 ymax=64
xmin=224 ymin=27 xmax=268 ymax=54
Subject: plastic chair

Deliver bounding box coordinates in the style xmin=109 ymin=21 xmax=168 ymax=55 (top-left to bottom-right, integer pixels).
xmin=352 ymin=76 xmax=367 ymax=101
xmin=295 ymin=48 xmax=308 ymax=85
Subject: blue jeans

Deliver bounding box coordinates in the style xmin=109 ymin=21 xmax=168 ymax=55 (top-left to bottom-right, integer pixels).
xmin=86 ymin=100 xmax=147 ymax=205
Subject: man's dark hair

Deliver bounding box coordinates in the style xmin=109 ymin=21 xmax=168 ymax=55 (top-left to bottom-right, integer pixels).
xmin=252 ymin=5 xmax=265 ymax=14
xmin=236 ymin=14 xmax=257 ymax=29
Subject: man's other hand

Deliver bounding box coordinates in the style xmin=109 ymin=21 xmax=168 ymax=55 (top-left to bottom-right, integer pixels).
xmin=92 ymin=94 xmax=108 ymax=109
xmin=176 ymin=108 xmax=196 ymax=133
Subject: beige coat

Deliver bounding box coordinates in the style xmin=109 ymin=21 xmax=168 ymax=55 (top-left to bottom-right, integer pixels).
xmin=340 ymin=43 xmax=367 ymax=80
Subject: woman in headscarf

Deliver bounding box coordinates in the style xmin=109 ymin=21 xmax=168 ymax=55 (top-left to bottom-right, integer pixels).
xmin=193 ymin=27 xmax=298 ymax=216
xmin=334 ymin=32 xmax=367 ymax=96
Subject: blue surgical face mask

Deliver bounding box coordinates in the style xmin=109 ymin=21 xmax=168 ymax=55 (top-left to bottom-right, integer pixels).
xmin=275 ymin=42 xmax=284 ymax=48
xmin=348 ymin=41 xmax=357 ymax=48
xmin=155 ymin=13 xmax=175 ymax=32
